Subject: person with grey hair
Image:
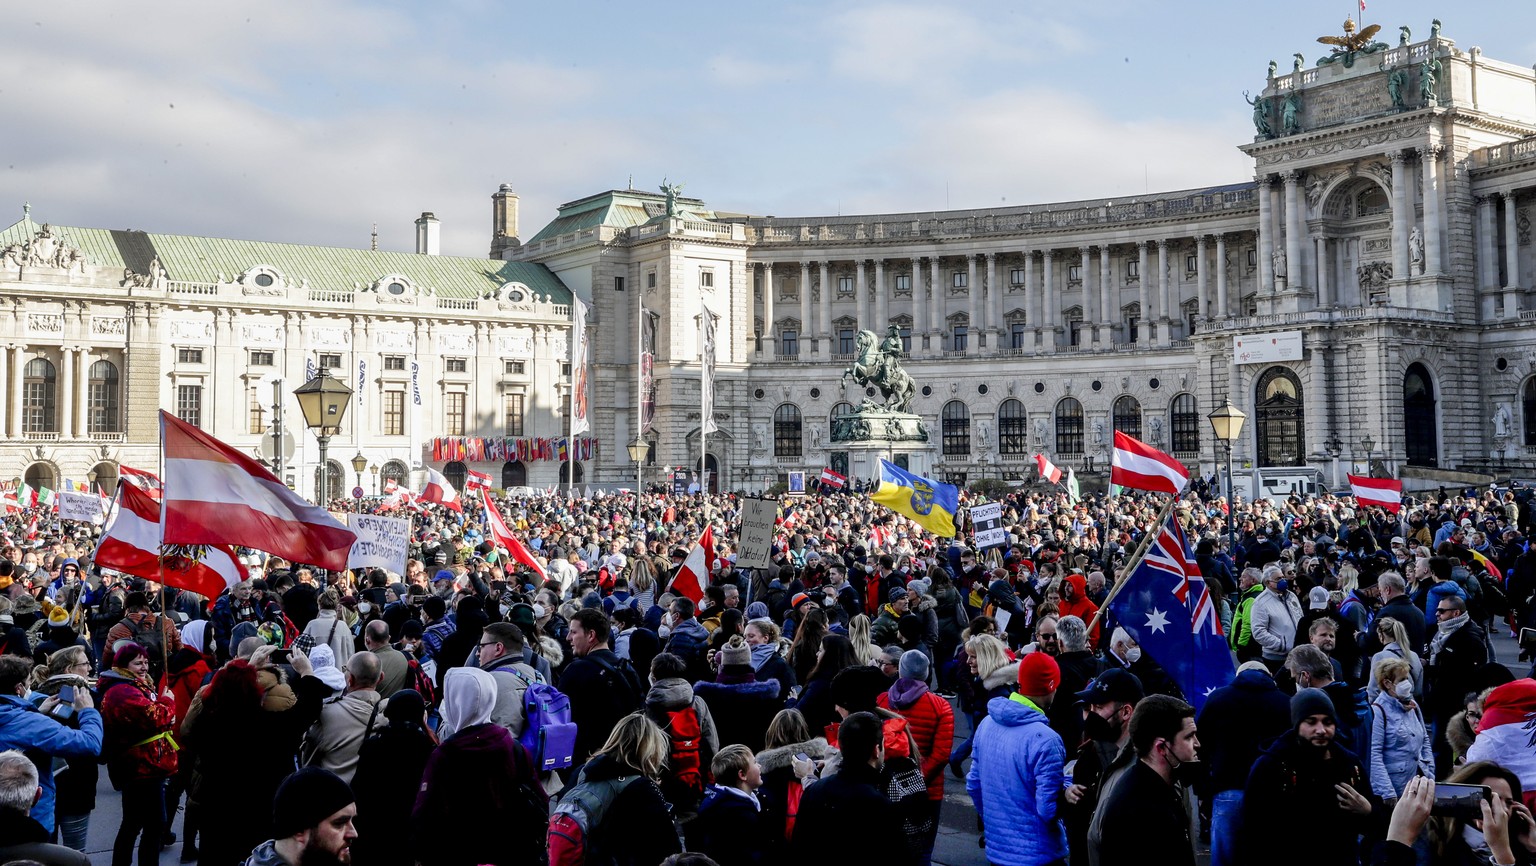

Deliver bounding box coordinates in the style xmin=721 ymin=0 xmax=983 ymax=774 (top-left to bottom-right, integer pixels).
xmin=1229 ymin=566 xmax=1267 ymax=663
xmin=301 ymin=651 xmax=384 ymax=784
xmin=0 ymin=749 xmax=90 ymax=866
xmin=1048 ymin=615 xmax=1102 ymax=748
xmin=1249 ymin=565 xmax=1302 ymax=671
xmin=1373 ymin=571 xmax=1426 ymax=652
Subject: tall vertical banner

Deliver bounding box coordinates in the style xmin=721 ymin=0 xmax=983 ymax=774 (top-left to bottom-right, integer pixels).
xmin=701 ymin=304 xmax=718 ymax=435
xmin=641 ymin=309 xmax=657 ymax=433
xmin=356 ymin=360 xmax=366 ymax=411
xmin=570 ymin=298 xmax=590 ymax=436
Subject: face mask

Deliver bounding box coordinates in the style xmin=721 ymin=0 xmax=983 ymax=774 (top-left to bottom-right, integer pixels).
xmin=358 ymin=602 xmax=372 ymax=614
xmin=1125 ymin=647 xmax=1143 ymax=664
xmin=1275 ymin=579 xmax=1290 ymax=592
xmin=1083 ymin=710 xmax=1122 ymax=743
xmin=1394 ymin=679 xmax=1414 ymax=700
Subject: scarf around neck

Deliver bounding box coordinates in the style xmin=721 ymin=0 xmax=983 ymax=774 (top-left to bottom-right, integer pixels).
xmin=1429 ymin=612 xmax=1469 ymax=661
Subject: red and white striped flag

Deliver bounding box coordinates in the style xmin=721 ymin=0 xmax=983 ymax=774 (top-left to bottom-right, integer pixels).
xmin=819 ymin=468 xmax=846 ymax=489
xmin=97 ymin=482 xmax=244 ymax=600
xmin=479 ymin=488 xmax=546 ymax=581
xmin=160 ymin=411 xmax=357 ymax=571
xmin=670 ymin=525 xmax=714 ymax=604
xmin=419 ymin=467 xmax=462 ymax=512
xmin=1348 ymin=473 xmax=1403 ymax=513
xmin=1034 ymin=454 xmax=1063 ymax=485
xmin=1111 ymin=431 xmax=1191 ymax=495
xmin=119 ymin=465 xmax=162 ymax=499
xmin=464 ymin=469 xmax=493 ymax=493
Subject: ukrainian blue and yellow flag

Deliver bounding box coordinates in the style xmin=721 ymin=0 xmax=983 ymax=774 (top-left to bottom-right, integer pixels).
xmin=870 ymin=459 xmax=959 ymax=538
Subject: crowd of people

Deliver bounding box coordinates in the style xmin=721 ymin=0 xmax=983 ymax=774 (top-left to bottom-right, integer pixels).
xmin=0 ymin=480 xmax=1534 ymax=866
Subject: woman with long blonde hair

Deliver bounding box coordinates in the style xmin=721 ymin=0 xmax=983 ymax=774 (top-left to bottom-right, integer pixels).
xmin=848 ymin=613 xmax=878 ymax=665
xmin=565 ymin=712 xmax=682 ymax=866
xmin=950 ymin=633 xmax=1021 ymax=775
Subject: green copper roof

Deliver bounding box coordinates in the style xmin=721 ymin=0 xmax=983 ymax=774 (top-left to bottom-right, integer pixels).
xmin=527 ymin=189 xmax=716 ymax=244
xmin=0 ymin=214 xmax=571 ymax=303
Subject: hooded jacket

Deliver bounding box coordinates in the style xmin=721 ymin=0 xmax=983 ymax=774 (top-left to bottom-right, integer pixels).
xmin=411 ymin=722 xmax=546 ymax=866
xmin=694 ymin=677 xmax=781 ymax=754
xmin=479 ymin=652 xmax=541 ymax=739
xmin=966 ymin=693 xmax=1069 ymax=866
xmin=643 ymin=677 xmax=720 ymax=796
xmin=1239 ymin=731 xmax=1371 ymax=866
xmin=1195 ymin=667 xmax=1291 ymax=791
xmin=0 ymin=692 xmax=102 ymax=833
xmin=1057 ymin=573 xmax=1101 ymax=643
xmin=303 ymin=688 xmax=384 ymax=784
xmin=876 ymin=676 xmax=954 ymax=800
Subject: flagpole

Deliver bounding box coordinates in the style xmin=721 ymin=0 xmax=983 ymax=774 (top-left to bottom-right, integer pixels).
xmin=567 ymin=301 xmax=576 ymax=499
xmin=700 ymin=305 xmax=708 ymax=498
xmin=1086 ymin=495 xmax=1177 ymax=633
xmin=637 ymin=296 xmax=645 ymax=497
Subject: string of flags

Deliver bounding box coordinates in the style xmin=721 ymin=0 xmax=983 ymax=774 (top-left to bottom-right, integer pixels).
xmin=430 ymin=436 xmax=598 ymax=463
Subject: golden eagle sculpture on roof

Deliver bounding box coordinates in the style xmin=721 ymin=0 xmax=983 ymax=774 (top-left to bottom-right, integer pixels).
xmin=1316 ymin=17 xmax=1389 ymax=67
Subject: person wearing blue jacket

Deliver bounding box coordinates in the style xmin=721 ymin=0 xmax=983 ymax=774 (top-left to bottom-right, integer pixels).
xmin=0 ymin=655 xmax=103 ymax=835
xmin=966 ymin=651 xmax=1068 ymax=866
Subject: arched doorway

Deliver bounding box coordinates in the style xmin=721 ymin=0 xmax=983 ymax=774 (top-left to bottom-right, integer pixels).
xmin=91 ymin=462 xmax=119 ymax=496
xmin=1255 ymin=366 xmax=1305 ymax=466
xmin=502 ymin=461 xmax=527 ymax=488
xmin=1403 ymin=363 xmax=1437 ymax=467
xmin=694 ymin=454 xmax=720 ymax=493
xmin=313 ymin=460 xmax=345 ymax=503
xmin=380 ymin=460 xmax=409 ymax=491
xmin=442 ymin=460 xmax=467 ymax=492
xmin=24 ymin=462 xmax=56 ymax=492
xmin=561 ymin=462 xmax=584 ymax=485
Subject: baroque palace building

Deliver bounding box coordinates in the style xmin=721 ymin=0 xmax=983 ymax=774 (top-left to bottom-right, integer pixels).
xmin=513 ymin=21 xmax=1536 ymax=493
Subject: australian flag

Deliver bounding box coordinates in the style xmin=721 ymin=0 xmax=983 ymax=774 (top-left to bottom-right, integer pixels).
xmin=1107 ymin=512 xmax=1235 ymax=711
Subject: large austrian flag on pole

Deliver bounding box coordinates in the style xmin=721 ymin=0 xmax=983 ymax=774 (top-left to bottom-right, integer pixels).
xmin=96 ymin=482 xmax=244 ymax=600
xmin=480 ymin=488 xmax=546 ymax=581
xmin=671 ymin=525 xmax=714 ymax=604
xmin=159 ymin=411 xmax=357 ymax=571
xmin=420 ymin=468 xmax=463 ymax=513
xmin=1348 ymin=474 xmax=1403 ymax=514
xmin=1111 ymin=431 xmax=1191 ymax=495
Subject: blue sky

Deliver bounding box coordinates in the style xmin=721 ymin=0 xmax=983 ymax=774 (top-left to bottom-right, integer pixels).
xmin=2 ymin=1 xmax=1532 ymax=257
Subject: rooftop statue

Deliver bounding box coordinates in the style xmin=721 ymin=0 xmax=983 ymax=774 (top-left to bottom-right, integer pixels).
xmin=1421 ymin=55 xmax=1442 ymax=106
xmin=841 ymin=326 xmax=917 ymax=414
xmin=659 ymin=178 xmax=684 ymax=217
xmin=1317 ymin=17 xmax=1389 ymax=67
xmin=1244 ymin=90 xmax=1273 ymax=136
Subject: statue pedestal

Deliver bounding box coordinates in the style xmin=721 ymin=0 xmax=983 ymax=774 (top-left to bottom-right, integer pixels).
xmin=831 ymin=409 xmax=934 ymax=482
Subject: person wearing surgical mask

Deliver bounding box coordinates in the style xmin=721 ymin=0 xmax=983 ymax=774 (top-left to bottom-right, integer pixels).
xmin=1108 ymin=627 xmax=1185 ymax=700
xmin=1367 ymin=657 xmax=1433 ymax=810
xmin=1249 ymin=565 xmax=1303 ymax=672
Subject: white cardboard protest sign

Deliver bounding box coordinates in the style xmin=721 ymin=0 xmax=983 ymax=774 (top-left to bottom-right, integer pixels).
xmin=346 ymin=513 xmax=411 ymax=575
xmin=971 ymin=502 xmax=1007 ymax=550
xmin=736 ymin=498 xmax=778 ymax=569
xmin=57 ymin=491 xmax=105 ymax=524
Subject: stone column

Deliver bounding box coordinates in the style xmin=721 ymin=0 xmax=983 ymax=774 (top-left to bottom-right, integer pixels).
xmin=1098 ymin=245 xmax=1113 ymax=345
xmin=854 ymin=260 xmax=867 ymax=332
xmin=60 ymin=343 xmax=74 ymax=438
xmin=1195 ymin=235 xmax=1209 ymax=321
xmin=1505 ymin=192 xmax=1522 ymax=316
xmin=8 ymin=345 xmax=20 ymax=439
xmin=1136 ymin=242 xmax=1150 ymax=343
xmin=1314 ymin=237 xmax=1331 ymax=307
xmin=1478 ymin=197 xmax=1499 ymax=319
xmin=1283 ymin=171 xmax=1304 ymax=291
xmin=910 ymin=257 xmax=924 ymax=353
xmin=1078 ymin=246 xmax=1094 ymax=346
xmin=1257 ymin=176 xmax=1275 ymax=294
xmin=1042 ymin=251 xmax=1058 ymax=350
xmin=985 ymin=252 xmax=1000 ymax=350
xmin=1422 ymin=146 xmax=1443 ymax=275
xmin=818 ymin=261 xmax=831 ymax=351
xmin=74 ymin=347 xmax=88 ymax=439
xmin=930 ymin=257 xmax=942 ymax=345
xmin=1391 ymin=152 xmax=1410 ymax=280
xmin=874 ymin=258 xmax=888 ymax=334
xmin=1157 ymin=241 xmax=1172 ymax=346
xmin=761 ymin=263 xmax=774 ymax=358
xmin=1022 ymin=251 xmax=1037 ymax=345
xmin=1215 ymin=234 xmax=1230 ymax=318
xmin=966 ymin=254 xmax=979 ymax=352
xmin=799 ymin=261 xmax=811 ymax=355
xmin=0 ymin=344 xmax=9 ymax=439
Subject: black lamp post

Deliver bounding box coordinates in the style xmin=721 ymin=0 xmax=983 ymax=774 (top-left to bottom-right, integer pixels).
xmin=351 ymin=452 xmax=367 ymax=505
xmin=628 ymin=437 xmax=651 ymax=494
xmin=1207 ymin=399 xmax=1248 ymax=544
xmin=292 ymin=371 xmax=353 ymax=504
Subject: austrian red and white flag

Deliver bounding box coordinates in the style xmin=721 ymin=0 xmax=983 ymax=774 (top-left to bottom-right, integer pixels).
xmin=479 ymin=488 xmax=546 ymax=581
xmin=819 ymin=468 xmax=846 ymax=489
xmin=464 ymin=469 xmax=493 ymax=493
xmin=97 ymin=482 xmax=244 ymax=600
xmin=159 ymin=411 xmax=357 ymax=571
xmin=1110 ymin=431 xmax=1191 ymax=495
xmin=119 ymin=465 xmax=162 ymax=499
xmin=1348 ymin=473 xmax=1403 ymax=514
xmin=1034 ymin=454 xmax=1063 ymax=485
xmin=1467 ymin=679 xmax=1536 ymax=809
xmin=419 ymin=468 xmax=462 ymax=512
xmin=671 ymin=525 xmax=715 ymax=604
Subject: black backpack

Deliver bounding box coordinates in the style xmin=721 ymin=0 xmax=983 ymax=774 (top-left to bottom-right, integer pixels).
xmin=127 ymin=615 xmax=167 ymax=683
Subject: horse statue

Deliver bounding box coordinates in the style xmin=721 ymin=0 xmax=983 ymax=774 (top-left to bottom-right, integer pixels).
xmin=841 ymin=327 xmax=917 ymax=414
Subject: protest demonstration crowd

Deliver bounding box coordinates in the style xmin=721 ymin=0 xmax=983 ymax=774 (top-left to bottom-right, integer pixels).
xmin=2 ymin=416 xmax=1536 ymax=866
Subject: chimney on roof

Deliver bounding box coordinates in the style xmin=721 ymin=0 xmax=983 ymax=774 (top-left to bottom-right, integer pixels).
xmin=414 ymin=212 xmax=440 ymax=255
xmin=490 ymin=184 xmax=520 ymax=258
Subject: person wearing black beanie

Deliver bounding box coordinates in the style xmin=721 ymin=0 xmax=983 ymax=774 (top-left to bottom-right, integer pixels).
xmin=247 ymin=768 xmax=356 ymax=866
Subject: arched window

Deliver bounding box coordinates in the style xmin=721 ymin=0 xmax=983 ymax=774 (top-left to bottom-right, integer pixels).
xmin=562 ymin=462 xmax=584 ymax=484
xmin=774 ymin=404 xmax=803 ymax=457
xmin=1525 ymin=379 xmax=1536 ymax=449
xmin=1112 ymin=395 xmax=1142 ymax=439
xmin=1170 ymin=394 xmax=1200 ymax=454
xmin=502 ymin=461 xmax=527 ymax=488
xmin=91 ymin=462 xmax=119 ymax=496
xmin=313 ymin=460 xmax=345 ymax=503
xmin=88 ymin=360 xmax=120 ymax=434
xmin=998 ymin=399 xmax=1028 ymax=455
xmin=23 ymin=462 xmax=55 ymax=492
xmin=1255 ymin=367 xmax=1304 ymax=466
xmin=22 ymin=358 xmax=56 ymax=434
xmin=443 ymin=460 xmax=468 ymax=492
xmin=1404 ymin=364 xmax=1437 ymax=467
xmin=381 ymin=460 xmax=409 ymax=490
xmin=942 ymin=401 xmax=971 ymax=456
xmin=1056 ymin=398 xmax=1084 ymax=455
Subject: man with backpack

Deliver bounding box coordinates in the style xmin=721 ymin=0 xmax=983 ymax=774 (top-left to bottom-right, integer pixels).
xmin=105 ymin=591 xmax=181 ymax=684
xmin=477 ymin=623 xmax=544 ymax=739
xmin=643 ymin=652 xmax=719 ymax=814
xmin=559 ymin=609 xmax=644 ymax=769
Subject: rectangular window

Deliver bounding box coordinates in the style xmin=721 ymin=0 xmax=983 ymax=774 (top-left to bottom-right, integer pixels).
xmin=445 ymin=358 xmax=468 ymax=373
xmin=176 ymin=384 xmax=203 ymax=429
xmin=780 ymin=331 xmax=799 ymax=358
xmin=951 ymin=271 xmax=967 ymax=289
xmin=177 ymin=348 xmax=204 ymax=364
xmin=895 ymin=274 xmax=912 ymax=294
xmin=561 ymin=362 xmax=571 ymax=378
xmin=249 ymin=389 xmax=267 ymax=435
xmin=504 ymin=360 xmax=526 ymax=375
xmin=898 ymin=327 xmax=911 ymax=354
xmin=1248 ymin=249 xmax=1258 ymax=268
xmin=614 ymin=276 xmax=625 ymax=292
xmin=700 ymin=269 xmax=714 ymax=289
xmin=88 ymin=378 xmax=117 ymax=433
xmin=444 ymin=392 xmax=465 ymax=436
xmin=1010 ymin=268 xmax=1026 ymax=286
xmin=317 ymin=353 xmax=341 ymax=370
xmin=647 ymin=271 xmax=657 ymax=289
xmin=1011 ymin=323 xmax=1027 ymax=349
xmin=1186 ymin=254 xmax=1199 ymax=274
xmin=504 ymin=393 xmax=525 ymax=436
xmin=837 ymin=276 xmax=854 ymax=298
xmin=838 ymin=329 xmax=855 ymax=354
xmin=1125 ymin=261 xmax=1139 ymax=281
xmin=249 ymin=350 xmax=274 ymax=366
xmin=1068 ymin=265 xmax=1082 ymax=283
xmin=952 ymin=326 xmax=969 ymax=352
xmin=382 ymin=355 xmax=406 ymax=371
xmin=1069 ymin=319 xmax=1083 ymax=347
xmin=384 ymin=390 xmax=404 ymax=436
xmin=1128 ymin=316 xmax=1140 ymax=344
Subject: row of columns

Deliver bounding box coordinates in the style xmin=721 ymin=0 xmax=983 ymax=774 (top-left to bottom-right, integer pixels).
xmin=1477 ymin=191 xmax=1524 ymax=318
xmin=3 ymin=345 xmax=99 ymax=439
xmin=755 ymin=238 xmax=1251 ymax=358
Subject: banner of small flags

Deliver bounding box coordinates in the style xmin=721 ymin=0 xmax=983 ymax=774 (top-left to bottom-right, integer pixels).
xmin=431 ymin=436 xmax=598 ymax=463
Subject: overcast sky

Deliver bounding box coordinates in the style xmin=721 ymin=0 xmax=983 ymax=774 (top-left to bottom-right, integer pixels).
xmin=4 ymin=1 xmax=1533 ymax=257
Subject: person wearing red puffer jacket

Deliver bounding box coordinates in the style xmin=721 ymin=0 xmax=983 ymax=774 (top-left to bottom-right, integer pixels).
xmin=876 ymin=649 xmax=955 ymax=805
xmin=1057 ymin=572 xmax=1101 ymax=645
xmin=97 ymin=641 xmax=178 ymax=866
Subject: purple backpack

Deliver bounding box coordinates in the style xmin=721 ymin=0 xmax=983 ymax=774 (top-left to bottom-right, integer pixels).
xmin=512 ymin=669 xmax=578 ymax=772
